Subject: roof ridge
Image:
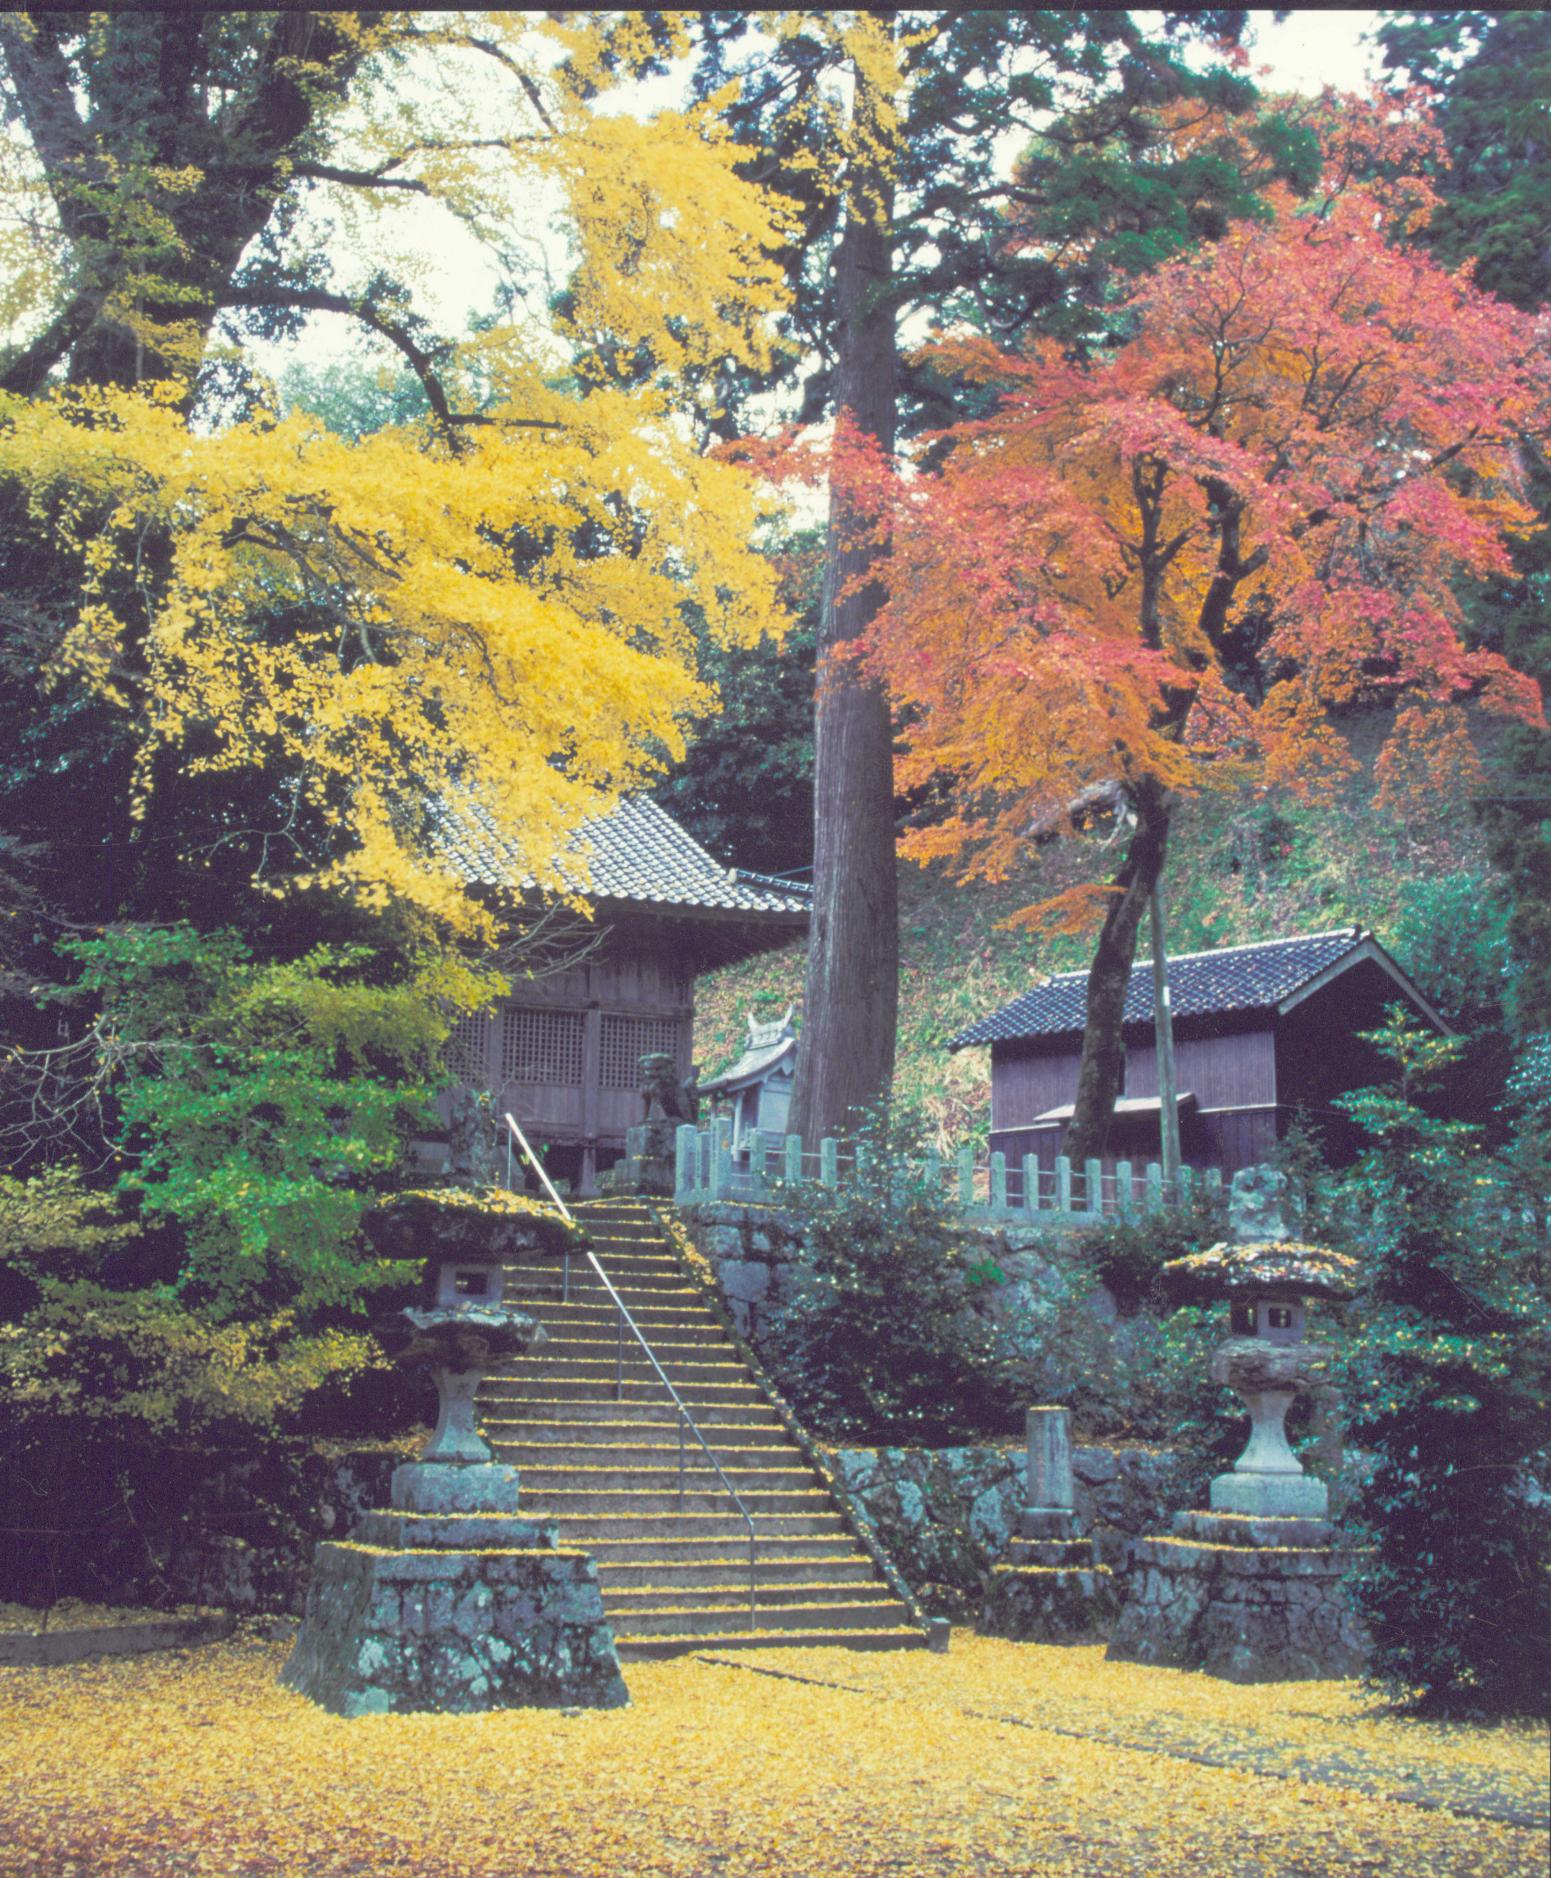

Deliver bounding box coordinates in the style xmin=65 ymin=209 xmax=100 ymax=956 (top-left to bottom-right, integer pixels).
xmin=1014 ymin=925 xmax=1364 ymax=992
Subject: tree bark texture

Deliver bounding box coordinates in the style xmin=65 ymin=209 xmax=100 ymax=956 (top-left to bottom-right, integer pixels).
xmin=787 ymin=40 xmax=900 ymax=1144
xmin=1062 ymin=782 xmax=1172 ymax=1166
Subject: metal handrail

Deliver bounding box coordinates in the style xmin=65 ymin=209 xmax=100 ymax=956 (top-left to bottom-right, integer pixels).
xmin=502 ymin=1113 xmax=758 ymax=1630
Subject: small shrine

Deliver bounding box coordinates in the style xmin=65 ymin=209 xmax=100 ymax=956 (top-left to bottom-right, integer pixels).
xmin=980 ymin=1406 xmax=1117 ymax=1641
xmin=281 ymin=1190 xmax=628 ymax=1715
xmin=701 ymin=1006 xmax=798 ymax=1154
xmin=1106 ymin=1167 xmax=1369 ymax=1682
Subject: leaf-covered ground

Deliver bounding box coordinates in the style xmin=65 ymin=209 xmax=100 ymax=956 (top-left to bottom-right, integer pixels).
xmin=1 ymin=1630 xmax=1544 ymax=1875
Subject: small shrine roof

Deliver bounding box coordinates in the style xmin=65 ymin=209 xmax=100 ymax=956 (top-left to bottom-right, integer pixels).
xmin=948 ymin=927 xmax=1449 ymax=1050
xmin=702 ymin=1007 xmax=798 ymax=1093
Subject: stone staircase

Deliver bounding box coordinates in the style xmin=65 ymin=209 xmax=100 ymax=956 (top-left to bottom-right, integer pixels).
xmin=478 ymin=1197 xmax=925 ymax=1659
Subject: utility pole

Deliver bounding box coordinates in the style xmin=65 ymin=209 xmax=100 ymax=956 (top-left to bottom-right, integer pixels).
xmin=1150 ymin=878 xmax=1182 ymax=1191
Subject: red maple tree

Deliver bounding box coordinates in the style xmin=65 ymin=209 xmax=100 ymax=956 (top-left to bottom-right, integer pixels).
xmin=854 ymin=142 xmax=1551 ymax=1159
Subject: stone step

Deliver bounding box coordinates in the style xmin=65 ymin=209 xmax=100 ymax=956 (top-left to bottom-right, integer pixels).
xmin=485 ymin=1355 xmax=754 ymax=1387
xmin=607 ymin=1598 xmax=911 ymax=1638
xmin=605 ymin=1580 xmax=899 ymax=1613
xmin=523 ymin=1322 xmax=728 ymax=1347
xmin=513 ymin=1304 xmax=717 ymax=1334
xmin=518 ymin=1485 xmax=834 ymax=1517
xmin=540 ymin=1509 xmax=850 ymax=1541
xmin=515 ymin=1265 xmax=694 ymax=1290
xmin=485 ymin=1399 xmax=784 ymax=1427
xmin=491 ymin=1414 xmax=796 ymax=1446
xmin=581 ymin=1534 xmax=864 ymax=1564
xmin=496 ymin=1441 xmax=808 ymax=1471
xmin=593 ymin=1557 xmax=877 ymax=1589
xmin=615 ymin=1626 xmax=926 ymax=1660
xmin=523 ymin=1318 xmax=728 ymax=1346
xmin=511 ymin=1252 xmax=683 ymax=1279
xmin=517 ymin=1465 xmax=818 ymax=1496
xmin=480 ymin=1377 xmax=768 ymax=1406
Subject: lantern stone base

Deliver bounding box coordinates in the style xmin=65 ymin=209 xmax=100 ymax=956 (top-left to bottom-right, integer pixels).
xmin=1106 ymin=1510 xmax=1367 ymax=1683
xmin=980 ymin=1509 xmax=1118 ymax=1643
xmin=281 ymin=1458 xmax=628 ymax=1717
xmin=281 ymin=1540 xmax=629 ymax=1716
xmin=599 ymin=1118 xmax=677 ymax=1197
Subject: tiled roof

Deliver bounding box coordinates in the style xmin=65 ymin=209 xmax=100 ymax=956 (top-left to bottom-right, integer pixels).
xmin=948 ymin=927 xmax=1403 ymax=1049
xmin=434 ymin=794 xmax=811 ymax=919
xmin=703 ymin=1011 xmax=798 ymax=1092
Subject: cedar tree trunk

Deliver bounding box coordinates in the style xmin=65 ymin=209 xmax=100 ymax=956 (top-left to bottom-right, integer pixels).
xmin=1062 ymin=782 xmax=1172 ymax=1165
xmin=787 ymin=44 xmax=899 ymax=1144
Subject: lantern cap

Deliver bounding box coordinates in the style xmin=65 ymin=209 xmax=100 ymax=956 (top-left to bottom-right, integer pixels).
xmin=1162 ymin=1239 xmax=1358 ymax=1301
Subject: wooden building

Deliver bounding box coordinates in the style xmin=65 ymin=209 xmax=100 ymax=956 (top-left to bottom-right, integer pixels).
xmin=949 ymin=928 xmax=1451 ymax=1182
xmin=427 ymin=796 xmax=808 ymax=1194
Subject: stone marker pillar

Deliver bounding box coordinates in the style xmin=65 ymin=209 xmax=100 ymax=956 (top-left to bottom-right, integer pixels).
xmin=980 ymin=1406 xmax=1117 ymax=1642
xmin=1027 ymin=1403 xmax=1074 ymax=1513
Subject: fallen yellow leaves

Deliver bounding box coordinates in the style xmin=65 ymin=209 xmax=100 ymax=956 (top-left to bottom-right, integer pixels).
xmin=0 ymin=1630 xmax=1544 ymax=1876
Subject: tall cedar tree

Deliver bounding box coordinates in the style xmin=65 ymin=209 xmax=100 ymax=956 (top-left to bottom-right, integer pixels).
xmin=673 ymin=9 xmax=1277 ymax=1140
xmin=1380 ymin=12 xmax=1551 ymax=1035
xmin=844 ymin=137 xmax=1549 ymax=1161
xmin=0 ymin=11 xmax=791 ymax=977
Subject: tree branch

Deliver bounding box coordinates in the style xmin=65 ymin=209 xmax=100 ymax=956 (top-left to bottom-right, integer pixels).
xmin=219 ymin=285 xmax=562 ymax=438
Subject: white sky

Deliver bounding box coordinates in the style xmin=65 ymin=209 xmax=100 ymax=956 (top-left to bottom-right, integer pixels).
xmin=265 ymin=11 xmax=1386 ymax=387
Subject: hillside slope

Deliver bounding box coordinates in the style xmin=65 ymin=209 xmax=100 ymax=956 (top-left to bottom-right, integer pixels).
xmin=694 ymin=782 xmax=1497 ymax=1151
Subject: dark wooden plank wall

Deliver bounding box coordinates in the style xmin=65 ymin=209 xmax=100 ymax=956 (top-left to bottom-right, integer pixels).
xmin=989 ymin=1025 xmax=1276 ymax=1128
xmin=988 ymin=1022 xmax=1281 ymax=1182
xmin=440 ymin=931 xmax=694 ymax=1151
xmin=989 ymin=1047 xmax=1082 ymax=1129
xmin=1121 ymin=1028 xmax=1276 ymax=1109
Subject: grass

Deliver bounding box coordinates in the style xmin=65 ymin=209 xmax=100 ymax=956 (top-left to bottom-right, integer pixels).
xmin=1 ymin=1629 xmax=1544 ymax=1875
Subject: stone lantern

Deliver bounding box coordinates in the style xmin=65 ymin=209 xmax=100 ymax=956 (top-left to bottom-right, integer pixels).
xmin=1106 ymin=1166 xmax=1369 ymax=1682
xmin=361 ymin=1189 xmax=556 ymax=1511
xmin=1194 ymin=1237 xmax=1357 ymax=1520
xmin=282 ymin=1189 xmax=628 ymax=1715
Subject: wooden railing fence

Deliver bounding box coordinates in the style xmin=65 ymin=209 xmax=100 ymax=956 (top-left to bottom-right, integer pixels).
xmin=657 ymin=1119 xmax=1222 ymax=1222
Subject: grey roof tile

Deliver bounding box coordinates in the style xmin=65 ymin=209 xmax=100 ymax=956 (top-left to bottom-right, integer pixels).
xmin=948 ymin=927 xmax=1371 ymax=1048
xmin=433 ymin=794 xmax=811 ymax=918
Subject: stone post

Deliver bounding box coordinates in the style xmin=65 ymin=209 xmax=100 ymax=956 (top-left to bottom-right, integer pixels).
xmin=981 ymin=1404 xmax=1116 ymax=1643
xmin=1026 ymin=1406 xmax=1074 ymax=1514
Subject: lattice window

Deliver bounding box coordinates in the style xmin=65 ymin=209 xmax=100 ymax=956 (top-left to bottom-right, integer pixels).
xmin=445 ymin=1012 xmax=492 ymax=1086
xmin=500 ymin=1007 xmax=584 ymax=1086
xmin=600 ymin=1013 xmax=681 ymax=1090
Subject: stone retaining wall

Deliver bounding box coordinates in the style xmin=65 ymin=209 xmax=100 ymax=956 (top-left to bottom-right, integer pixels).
xmin=162 ymin=1441 xmax=414 ymax=1615
xmin=680 ymin=1199 xmax=1167 ymax=1418
xmin=827 ymin=1442 xmax=1180 ymax=1618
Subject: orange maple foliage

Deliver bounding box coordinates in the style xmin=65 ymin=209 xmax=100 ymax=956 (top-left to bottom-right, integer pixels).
xmin=855 ymin=175 xmax=1548 ymax=917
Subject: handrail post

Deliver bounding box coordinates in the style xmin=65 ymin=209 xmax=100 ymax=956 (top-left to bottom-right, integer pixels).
xmin=678 ymin=1409 xmax=686 ymax=1509
xmin=616 ymin=1303 xmax=624 ymax=1402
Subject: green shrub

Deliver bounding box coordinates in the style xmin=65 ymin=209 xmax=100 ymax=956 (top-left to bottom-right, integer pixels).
xmin=0 ymin=1164 xmax=394 ymax=1605
xmin=59 ymin=924 xmax=497 ymax=1314
xmin=1335 ymin=1017 xmax=1551 ymax=1715
xmin=760 ymin=1119 xmax=1016 ymax=1443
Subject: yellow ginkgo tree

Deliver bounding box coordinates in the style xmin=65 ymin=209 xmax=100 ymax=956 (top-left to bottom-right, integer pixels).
xmin=0 ymin=9 xmax=794 ymax=939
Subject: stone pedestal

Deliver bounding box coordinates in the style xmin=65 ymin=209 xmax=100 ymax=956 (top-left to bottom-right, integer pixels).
xmin=980 ymin=1407 xmax=1117 ymax=1642
xmin=601 ymin=1117 xmax=677 ymax=1197
xmin=1106 ymin=1509 xmax=1367 ymax=1682
xmin=281 ymin=1458 xmax=628 ymax=1717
